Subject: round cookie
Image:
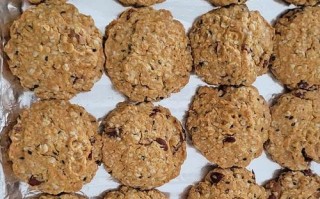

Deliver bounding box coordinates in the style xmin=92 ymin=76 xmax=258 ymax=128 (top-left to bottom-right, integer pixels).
xmin=103 ymin=186 xmax=168 ymax=199
xmin=186 ymin=86 xmax=270 ymax=168
xmin=187 ymin=167 xmax=267 ymax=199
xmin=9 ymin=100 xmax=101 ymax=194
xmin=118 ymin=0 xmax=165 ymax=7
xmin=4 ymin=3 xmax=104 ymax=100
xmin=189 ymin=5 xmax=274 ymax=86
xmin=102 ymin=102 xmax=186 ymax=189
xmin=208 ymin=0 xmax=247 ymax=6
xmin=265 ymin=89 xmax=320 ymax=170
xmin=37 ymin=193 xmax=86 ymax=199
xmin=282 ymin=0 xmax=319 ymax=6
xmin=271 ymin=7 xmax=320 ymax=90
xmin=105 ymin=7 xmax=192 ymax=102
xmin=265 ymin=170 xmax=320 ymax=198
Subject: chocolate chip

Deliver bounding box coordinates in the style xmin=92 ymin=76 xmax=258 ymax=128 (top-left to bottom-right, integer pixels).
xmin=105 ymin=128 xmax=119 ymax=138
xmin=223 ymin=136 xmax=236 ymax=143
xmin=301 ymin=148 xmax=312 ymax=162
xmin=27 ymin=150 xmax=32 ymax=155
xmin=297 ymin=80 xmax=309 ymax=90
xmin=88 ymin=151 xmax=93 ymax=160
xmin=45 ymin=56 xmax=48 ymax=61
xmin=294 ymin=91 xmax=305 ymax=99
xmin=198 ymin=61 xmax=205 ymax=67
xmin=28 ymin=176 xmax=43 ymax=186
xmin=155 ymin=138 xmax=168 ymax=151
xmin=209 ymin=172 xmax=224 ymax=184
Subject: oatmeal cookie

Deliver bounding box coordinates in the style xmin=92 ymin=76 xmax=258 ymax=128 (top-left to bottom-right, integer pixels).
xmin=5 ymin=3 xmax=104 ymax=99
xmin=189 ymin=5 xmax=274 ymax=86
xmin=102 ymin=102 xmax=186 ymax=189
xmin=118 ymin=0 xmax=165 ymax=7
xmin=186 ymin=86 xmax=270 ymax=168
xmin=187 ymin=167 xmax=267 ymax=199
xmin=105 ymin=7 xmax=192 ymax=102
xmin=271 ymin=7 xmax=320 ymax=90
xmin=265 ymin=89 xmax=320 ymax=170
xmin=103 ymin=186 xmax=167 ymax=199
xmin=265 ymin=170 xmax=320 ymax=199
xmin=9 ymin=100 xmax=101 ymax=194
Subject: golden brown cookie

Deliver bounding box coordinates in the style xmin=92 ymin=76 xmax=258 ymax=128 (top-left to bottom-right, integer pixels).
xmin=265 ymin=170 xmax=320 ymax=199
xmin=103 ymin=186 xmax=168 ymax=199
xmin=189 ymin=5 xmax=274 ymax=86
xmin=271 ymin=7 xmax=320 ymax=90
xmin=9 ymin=100 xmax=101 ymax=194
xmin=37 ymin=193 xmax=86 ymax=199
xmin=186 ymin=86 xmax=270 ymax=168
xmin=4 ymin=3 xmax=104 ymax=100
xmin=208 ymin=0 xmax=247 ymax=6
xmin=265 ymin=89 xmax=320 ymax=170
xmin=187 ymin=167 xmax=267 ymax=199
xmin=118 ymin=0 xmax=165 ymax=6
xmin=102 ymin=102 xmax=186 ymax=189
xmin=282 ymin=0 xmax=319 ymax=6
xmin=105 ymin=7 xmax=192 ymax=102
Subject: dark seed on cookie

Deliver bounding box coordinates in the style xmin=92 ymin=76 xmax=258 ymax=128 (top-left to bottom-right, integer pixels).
xmin=155 ymin=138 xmax=168 ymax=151
xmin=28 ymin=176 xmax=43 ymax=186
xmin=209 ymin=172 xmax=224 ymax=184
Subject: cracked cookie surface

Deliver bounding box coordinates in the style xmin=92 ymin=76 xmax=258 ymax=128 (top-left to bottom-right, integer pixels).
xmin=186 ymin=86 xmax=270 ymax=168
xmin=9 ymin=100 xmax=101 ymax=194
xmin=265 ymin=170 xmax=320 ymax=199
xmin=208 ymin=0 xmax=247 ymax=6
xmin=187 ymin=167 xmax=267 ymax=199
xmin=104 ymin=7 xmax=192 ymax=102
xmin=102 ymin=102 xmax=186 ymax=189
xmin=4 ymin=3 xmax=104 ymax=100
xmin=265 ymin=89 xmax=320 ymax=170
xmin=271 ymin=7 xmax=320 ymax=90
xmin=189 ymin=5 xmax=273 ymax=86
xmin=118 ymin=0 xmax=165 ymax=6
xmin=103 ymin=186 xmax=168 ymax=199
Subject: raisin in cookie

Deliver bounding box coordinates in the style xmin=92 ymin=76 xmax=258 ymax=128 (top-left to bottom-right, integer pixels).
xmin=271 ymin=7 xmax=320 ymax=90
xmin=37 ymin=193 xmax=86 ymax=199
xmin=265 ymin=170 xmax=320 ymax=199
xmin=103 ymin=186 xmax=168 ymax=199
xmin=189 ymin=5 xmax=274 ymax=86
xmin=208 ymin=0 xmax=247 ymax=6
xmin=186 ymin=86 xmax=270 ymax=168
xmin=102 ymin=102 xmax=186 ymax=189
xmin=105 ymin=7 xmax=192 ymax=102
xmin=118 ymin=0 xmax=165 ymax=6
xmin=265 ymin=89 xmax=320 ymax=170
xmin=187 ymin=167 xmax=267 ymax=199
xmin=9 ymin=100 xmax=101 ymax=194
xmin=4 ymin=3 xmax=103 ymax=100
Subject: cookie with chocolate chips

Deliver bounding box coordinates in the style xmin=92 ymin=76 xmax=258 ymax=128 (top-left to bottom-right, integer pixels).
xmin=186 ymin=86 xmax=270 ymax=168
xmin=265 ymin=170 xmax=320 ymax=199
xmin=271 ymin=7 xmax=320 ymax=90
xmin=103 ymin=186 xmax=168 ymax=199
xmin=189 ymin=5 xmax=274 ymax=86
xmin=102 ymin=102 xmax=186 ymax=189
xmin=104 ymin=7 xmax=192 ymax=102
xmin=4 ymin=2 xmax=104 ymax=100
xmin=9 ymin=100 xmax=101 ymax=194
xmin=187 ymin=167 xmax=267 ymax=198
xmin=265 ymin=89 xmax=320 ymax=170
xmin=118 ymin=0 xmax=165 ymax=6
